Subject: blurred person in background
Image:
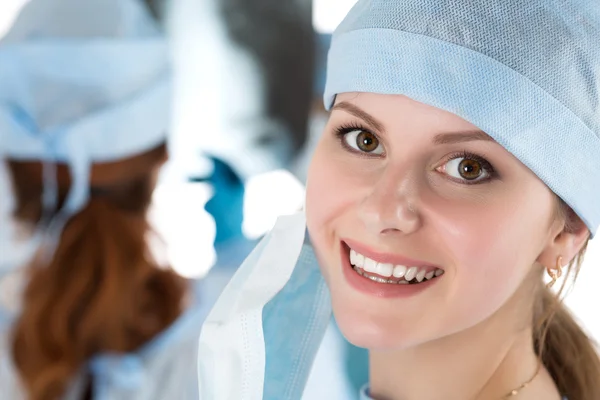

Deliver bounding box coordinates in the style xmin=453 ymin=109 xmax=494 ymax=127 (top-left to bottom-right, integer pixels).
xmin=165 ymin=0 xmax=315 ymax=260
xmin=0 ymin=0 xmax=205 ymax=398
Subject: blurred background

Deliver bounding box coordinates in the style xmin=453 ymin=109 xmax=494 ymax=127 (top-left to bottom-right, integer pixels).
xmin=0 ymin=1 xmax=598 ymax=398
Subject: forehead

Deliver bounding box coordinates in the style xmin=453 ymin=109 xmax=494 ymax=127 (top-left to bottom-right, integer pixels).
xmin=332 ymin=92 xmax=492 ymax=139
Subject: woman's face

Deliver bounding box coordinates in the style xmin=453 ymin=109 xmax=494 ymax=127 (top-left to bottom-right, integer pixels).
xmin=305 ymin=93 xmax=559 ymax=349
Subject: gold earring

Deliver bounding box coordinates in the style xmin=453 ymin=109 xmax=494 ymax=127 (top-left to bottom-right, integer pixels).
xmin=546 ymin=256 xmax=563 ymax=288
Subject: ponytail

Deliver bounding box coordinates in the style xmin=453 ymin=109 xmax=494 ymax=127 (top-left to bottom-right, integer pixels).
xmin=7 ymin=146 xmax=186 ymax=400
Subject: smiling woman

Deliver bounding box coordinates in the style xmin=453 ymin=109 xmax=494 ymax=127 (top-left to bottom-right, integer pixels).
xmin=307 ymin=92 xmax=593 ymax=399
xmin=198 ymin=1 xmax=600 ymax=400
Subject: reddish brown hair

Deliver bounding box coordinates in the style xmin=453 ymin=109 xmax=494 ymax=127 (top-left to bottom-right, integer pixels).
xmin=6 ymin=144 xmax=186 ymax=400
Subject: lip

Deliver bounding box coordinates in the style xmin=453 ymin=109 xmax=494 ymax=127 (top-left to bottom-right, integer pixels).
xmin=340 ymin=241 xmax=441 ymax=298
xmin=342 ymin=238 xmax=443 ymax=269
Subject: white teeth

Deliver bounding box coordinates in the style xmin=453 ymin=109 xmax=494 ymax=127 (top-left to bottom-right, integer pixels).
xmin=364 ymin=257 xmax=378 ymax=273
xmin=355 ymin=253 xmax=365 ymax=268
xmin=350 ymin=248 xmax=445 ymax=284
xmin=376 ymin=263 xmax=394 ymax=278
xmin=405 ymin=266 xmax=418 ymax=281
xmin=392 ymin=265 xmax=407 ymax=278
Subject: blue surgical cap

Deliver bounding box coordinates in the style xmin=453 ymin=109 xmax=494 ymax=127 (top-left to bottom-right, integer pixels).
xmin=0 ymin=0 xmax=171 ymax=220
xmin=324 ymin=0 xmax=600 ymax=236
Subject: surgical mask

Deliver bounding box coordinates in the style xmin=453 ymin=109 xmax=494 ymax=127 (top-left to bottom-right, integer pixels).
xmin=198 ymin=212 xmax=332 ymax=400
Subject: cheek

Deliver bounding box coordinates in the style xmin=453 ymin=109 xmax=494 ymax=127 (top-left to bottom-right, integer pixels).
xmin=422 ymin=188 xmax=552 ymax=330
xmin=306 ymin=146 xmax=344 ymax=280
xmin=425 ymin=177 xmax=554 ymax=271
xmin=305 ymin=144 xmax=359 ymax=244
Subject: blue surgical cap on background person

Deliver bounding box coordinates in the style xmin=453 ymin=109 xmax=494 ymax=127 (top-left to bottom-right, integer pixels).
xmin=0 ymin=0 xmax=171 ymax=242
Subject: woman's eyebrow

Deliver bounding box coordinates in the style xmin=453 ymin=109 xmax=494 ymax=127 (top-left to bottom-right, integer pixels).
xmin=332 ymin=101 xmax=494 ymax=145
xmin=432 ymin=131 xmax=495 ymax=145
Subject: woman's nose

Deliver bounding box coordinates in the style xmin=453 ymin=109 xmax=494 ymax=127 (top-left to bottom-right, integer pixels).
xmin=357 ymin=167 xmax=422 ymax=237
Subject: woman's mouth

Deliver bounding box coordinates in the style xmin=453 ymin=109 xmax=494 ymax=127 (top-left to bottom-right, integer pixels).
xmin=340 ymin=240 xmax=445 ymax=298
xmin=350 ymin=248 xmax=444 ymax=285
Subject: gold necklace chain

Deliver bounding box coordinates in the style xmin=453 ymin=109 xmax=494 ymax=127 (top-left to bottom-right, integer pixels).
xmin=500 ymin=362 xmax=542 ymax=399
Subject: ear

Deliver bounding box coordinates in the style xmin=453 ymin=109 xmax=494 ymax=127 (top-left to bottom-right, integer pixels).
xmin=536 ymin=210 xmax=590 ymax=269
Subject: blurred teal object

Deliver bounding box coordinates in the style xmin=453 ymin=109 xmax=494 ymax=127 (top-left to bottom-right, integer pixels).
xmin=191 ymin=156 xmax=258 ymax=267
xmin=196 ymin=157 xmax=245 ymax=245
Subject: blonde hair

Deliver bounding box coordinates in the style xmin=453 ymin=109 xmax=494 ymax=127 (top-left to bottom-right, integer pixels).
xmin=532 ymin=199 xmax=600 ymax=400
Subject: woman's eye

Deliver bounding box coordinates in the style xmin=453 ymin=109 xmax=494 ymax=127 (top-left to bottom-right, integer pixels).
xmin=439 ymin=156 xmax=492 ymax=182
xmin=343 ymin=129 xmax=384 ymax=155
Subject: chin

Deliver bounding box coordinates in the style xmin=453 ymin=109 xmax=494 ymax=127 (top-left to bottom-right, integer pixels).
xmin=330 ymin=295 xmax=428 ymax=351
